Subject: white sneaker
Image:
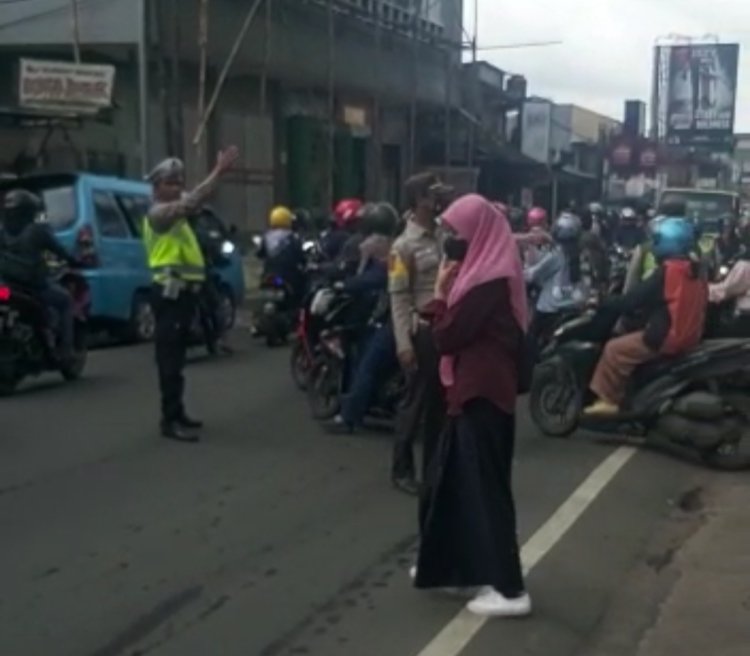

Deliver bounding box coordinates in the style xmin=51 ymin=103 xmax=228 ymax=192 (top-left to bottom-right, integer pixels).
xmin=466 ymin=587 xmax=532 ymax=618
xmin=409 ymin=565 xmax=417 ymax=581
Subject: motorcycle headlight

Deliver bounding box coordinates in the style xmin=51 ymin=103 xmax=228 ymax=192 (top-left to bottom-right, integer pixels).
xmin=221 ymin=240 xmax=236 ymax=255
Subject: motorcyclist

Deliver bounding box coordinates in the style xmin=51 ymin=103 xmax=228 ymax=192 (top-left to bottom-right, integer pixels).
xmin=624 ymin=201 xmax=686 ymax=294
xmin=583 ymin=202 xmax=610 ymax=244
xmin=613 ymin=206 xmax=646 ymax=251
xmin=330 ymin=202 xmax=400 ymax=432
xmin=708 ymin=235 xmax=750 ymax=336
xmin=0 ymin=189 xmax=80 ymax=361
xmin=584 ymin=217 xmax=708 ymax=416
xmin=525 ymin=212 xmax=589 ymax=347
xmin=258 ymin=205 xmax=306 ymax=304
xmin=521 ymin=207 xmax=550 ymax=267
xmin=320 ymin=198 xmax=363 ymax=262
xmin=715 ymin=217 xmax=742 ymax=265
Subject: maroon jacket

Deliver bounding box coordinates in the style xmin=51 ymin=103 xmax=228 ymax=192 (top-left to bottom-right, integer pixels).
xmin=426 ymin=278 xmax=523 ymax=416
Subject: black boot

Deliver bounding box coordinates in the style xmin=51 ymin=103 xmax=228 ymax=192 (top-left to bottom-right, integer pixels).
xmin=161 ymin=421 xmax=200 ymax=443
xmin=177 ymin=414 xmax=204 ymax=429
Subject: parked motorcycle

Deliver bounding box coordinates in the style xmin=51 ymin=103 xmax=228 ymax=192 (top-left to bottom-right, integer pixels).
xmin=0 ymin=269 xmax=90 ymax=395
xmin=529 ymin=309 xmax=750 ymax=470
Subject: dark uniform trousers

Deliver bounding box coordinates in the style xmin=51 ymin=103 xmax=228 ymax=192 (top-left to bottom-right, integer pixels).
xmin=392 ymin=323 xmax=446 ymax=484
xmin=152 ymin=285 xmax=197 ymax=423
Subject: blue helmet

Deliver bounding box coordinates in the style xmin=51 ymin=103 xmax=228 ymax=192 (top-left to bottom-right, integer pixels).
xmin=651 ymin=217 xmax=696 ymax=260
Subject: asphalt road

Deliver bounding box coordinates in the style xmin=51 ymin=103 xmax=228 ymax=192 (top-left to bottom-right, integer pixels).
xmin=0 ymin=332 xmax=710 ymax=656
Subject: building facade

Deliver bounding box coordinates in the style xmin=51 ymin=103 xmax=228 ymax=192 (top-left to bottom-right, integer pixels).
xmin=0 ymin=0 xmax=462 ymax=232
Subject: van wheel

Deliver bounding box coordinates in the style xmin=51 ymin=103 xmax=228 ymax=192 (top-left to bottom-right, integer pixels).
xmin=127 ymin=292 xmax=156 ymax=343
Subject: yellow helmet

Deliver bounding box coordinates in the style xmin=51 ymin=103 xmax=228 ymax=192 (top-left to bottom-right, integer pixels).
xmin=269 ymin=205 xmax=294 ymax=229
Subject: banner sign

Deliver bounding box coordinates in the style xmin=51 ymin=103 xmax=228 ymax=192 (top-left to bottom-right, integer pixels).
xmin=18 ymin=59 xmax=116 ymax=115
xmin=662 ymin=44 xmax=739 ymax=147
xmin=521 ymin=101 xmax=552 ymax=164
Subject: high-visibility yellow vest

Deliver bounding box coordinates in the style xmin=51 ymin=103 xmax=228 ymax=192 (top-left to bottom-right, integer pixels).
xmin=142 ymin=216 xmax=206 ymax=283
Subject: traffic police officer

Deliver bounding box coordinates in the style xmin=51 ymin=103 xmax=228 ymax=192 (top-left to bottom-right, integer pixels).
xmin=144 ymin=146 xmax=239 ymax=442
xmin=389 ymin=172 xmax=451 ymax=495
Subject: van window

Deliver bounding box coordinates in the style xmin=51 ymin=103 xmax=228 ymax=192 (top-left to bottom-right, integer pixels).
xmin=40 ymin=186 xmax=77 ymax=231
xmin=92 ymin=191 xmax=132 ymax=239
xmin=115 ymin=194 xmax=151 ymax=237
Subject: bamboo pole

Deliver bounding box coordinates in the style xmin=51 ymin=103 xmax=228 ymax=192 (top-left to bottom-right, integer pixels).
xmin=192 ymin=0 xmax=264 ymax=146
xmin=326 ymin=0 xmax=335 ymax=208
xmin=196 ymin=0 xmax=210 ymax=166
xmin=260 ymin=0 xmax=272 ymax=114
xmin=408 ymin=1 xmax=421 ymax=174
xmin=372 ymin=0 xmax=382 ymax=197
xmin=70 ymin=0 xmax=81 ymax=63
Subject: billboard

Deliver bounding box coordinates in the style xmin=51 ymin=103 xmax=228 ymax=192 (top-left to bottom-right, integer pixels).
xmin=658 ymin=43 xmax=740 ymax=147
xmin=521 ymin=101 xmax=552 ymax=164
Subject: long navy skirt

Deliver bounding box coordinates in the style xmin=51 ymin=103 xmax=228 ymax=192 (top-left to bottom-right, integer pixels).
xmin=415 ymin=398 xmax=524 ymax=596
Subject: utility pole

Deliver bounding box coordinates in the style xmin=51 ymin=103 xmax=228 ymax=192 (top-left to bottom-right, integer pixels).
xmin=326 ymin=0 xmax=335 ymax=209
xmin=70 ymin=0 xmax=81 ymax=63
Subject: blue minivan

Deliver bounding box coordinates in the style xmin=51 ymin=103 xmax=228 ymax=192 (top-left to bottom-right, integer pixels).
xmin=0 ymin=173 xmax=245 ymax=341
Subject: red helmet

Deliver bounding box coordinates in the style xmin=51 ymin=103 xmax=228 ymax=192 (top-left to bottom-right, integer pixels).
xmin=527 ymin=207 xmax=548 ymax=229
xmin=333 ymin=198 xmax=363 ymax=229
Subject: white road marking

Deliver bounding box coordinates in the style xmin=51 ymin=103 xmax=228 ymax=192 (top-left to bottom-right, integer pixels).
xmin=414 ymin=446 xmax=637 ymax=656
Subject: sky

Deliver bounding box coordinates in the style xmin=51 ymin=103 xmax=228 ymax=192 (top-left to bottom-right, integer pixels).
xmin=465 ymin=0 xmax=750 ymax=131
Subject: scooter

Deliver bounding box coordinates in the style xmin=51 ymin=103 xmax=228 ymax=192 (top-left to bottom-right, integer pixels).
xmin=529 ymin=309 xmax=750 ymax=470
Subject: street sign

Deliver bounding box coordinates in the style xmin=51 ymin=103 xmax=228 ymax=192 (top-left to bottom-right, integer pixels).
xmin=18 ymin=59 xmax=116 ymax=115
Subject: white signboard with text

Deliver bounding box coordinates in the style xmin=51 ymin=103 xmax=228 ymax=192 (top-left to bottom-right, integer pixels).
xmin=18 ymin=59 xmax=116 ymax=115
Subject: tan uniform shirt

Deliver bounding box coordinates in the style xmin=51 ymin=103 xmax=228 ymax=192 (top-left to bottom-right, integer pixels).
xmin=389 ymin=221 xmax=441 ymax=355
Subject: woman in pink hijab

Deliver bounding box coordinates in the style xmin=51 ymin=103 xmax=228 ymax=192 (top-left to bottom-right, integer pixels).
xmin=414 ymin=194 xmax=531 ymax=618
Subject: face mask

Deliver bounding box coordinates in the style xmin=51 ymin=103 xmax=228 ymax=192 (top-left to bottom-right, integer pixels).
xmin=443 ymin=236 xmax=469 ymax=261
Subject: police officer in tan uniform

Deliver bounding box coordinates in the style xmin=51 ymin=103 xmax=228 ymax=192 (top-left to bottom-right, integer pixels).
xmin=389 ymin=173 xmax=451 ymax=496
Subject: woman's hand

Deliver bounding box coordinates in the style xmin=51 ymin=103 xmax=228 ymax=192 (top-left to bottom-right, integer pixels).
xmin=435 ymin=259 xmax=460 ymax=300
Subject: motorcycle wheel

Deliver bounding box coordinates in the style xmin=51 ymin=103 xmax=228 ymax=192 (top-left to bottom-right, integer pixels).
xmin=60 ymin=342 xmax=88 ymax=382
xmin=529 ymin=362 xmax=581 ymax=437
xmin=290 ymin=340 xmax=311 ymax=391
xmin=307 ymin=357 xmax=342 ymax=420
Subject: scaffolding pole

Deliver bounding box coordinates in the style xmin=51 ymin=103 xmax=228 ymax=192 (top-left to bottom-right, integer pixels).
xmin=196 ymin=0 xmax=210 ymax=166
xmin=371 ymin=0 xmax=382 ymax=197
xmin=409 ymin=0 xmax=423 ymax=174
xmin=260 ymin=0 xmax=272 ymax=114
xmin=138 ymin=0 xmax=150 ymax=175
xmin=70 ymin=0 xmax=81 ymax=62
xmin=443 ymin=42 xmax=452 ymax=167
xmin=326 ymin=0 xmax=335 ymax=208
xmin=193 ymin=0 xmax=264 ymax=146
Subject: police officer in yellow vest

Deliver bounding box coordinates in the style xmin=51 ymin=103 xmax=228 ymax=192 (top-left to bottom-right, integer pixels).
xmin=144 ymin=146 xmax=239 ymax=442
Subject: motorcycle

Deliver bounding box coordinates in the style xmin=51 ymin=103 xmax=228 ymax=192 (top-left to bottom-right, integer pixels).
xmin=0 ymin=269 xmax=90 ymax=395
xmin=529 ymin=309 xmax=750 ymax=470
xmin=305 ymin=289 xmax=404 ymax=422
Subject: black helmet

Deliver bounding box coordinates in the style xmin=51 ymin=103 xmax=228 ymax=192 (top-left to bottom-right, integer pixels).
xmin=361 ymin=202 xmax=399 ymax=236
xmin=2 ymin=189 xmax=42 ymax=229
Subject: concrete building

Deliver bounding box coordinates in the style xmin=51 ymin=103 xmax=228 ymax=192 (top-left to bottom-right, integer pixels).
xmin=0 ymin=0 xmax=463 ymax=232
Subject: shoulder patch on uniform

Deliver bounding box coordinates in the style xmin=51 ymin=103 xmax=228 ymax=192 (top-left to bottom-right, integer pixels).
xmin=389 ymin=253 xmax=408 ymax=278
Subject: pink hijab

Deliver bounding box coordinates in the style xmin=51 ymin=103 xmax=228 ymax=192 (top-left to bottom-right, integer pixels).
xmin=439 ymin=194 xmax=528 ymax=387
